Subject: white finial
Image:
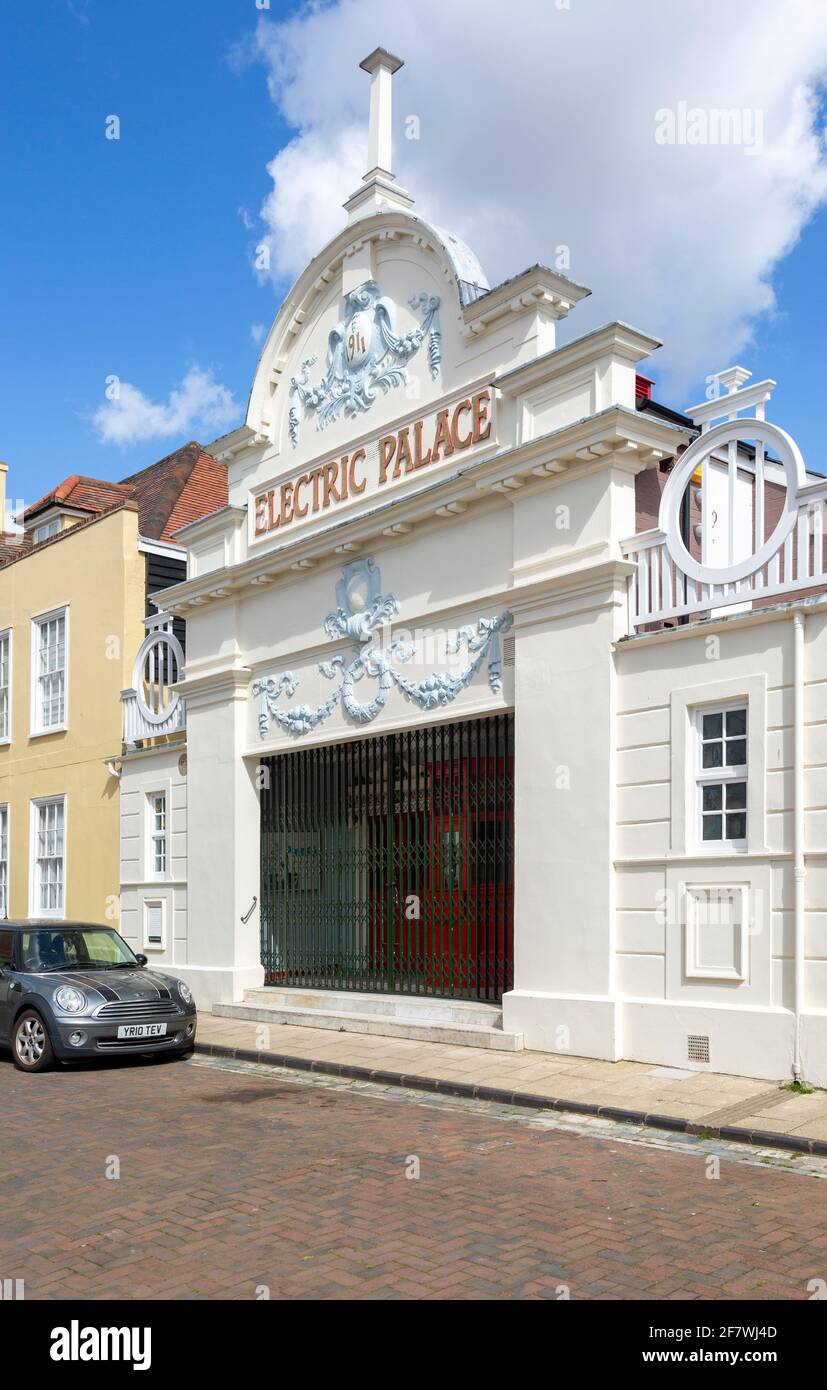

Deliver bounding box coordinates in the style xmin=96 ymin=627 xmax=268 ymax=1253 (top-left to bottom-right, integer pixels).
xmin=360 ymin=47 xmax=403 ymax=179
xmin=344 ymin=47 xmax=414 ymax=222
xmin=715 ymin=365 xmax=752 ymax=394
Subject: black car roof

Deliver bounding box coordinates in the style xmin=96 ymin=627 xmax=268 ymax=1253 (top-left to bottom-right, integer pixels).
xmin=0 ymin=921 xmax=117 ymax=930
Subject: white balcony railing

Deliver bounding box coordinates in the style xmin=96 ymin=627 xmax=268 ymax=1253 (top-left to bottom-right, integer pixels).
xmin=122 ymin=612 xmax=185 ymax=747
xmin=623 ymin=368 xmax=827 ymax=631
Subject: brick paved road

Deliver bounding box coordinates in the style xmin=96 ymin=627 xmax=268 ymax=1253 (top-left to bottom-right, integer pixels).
xmin=2 ymin=1051 xmax=826 ymax=1300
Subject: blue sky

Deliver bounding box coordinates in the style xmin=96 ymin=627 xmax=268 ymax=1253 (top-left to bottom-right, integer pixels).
xmin=2 ymin=0 xmax=826 ymax=510
xmin=1 ymin=0 xmax=295 ymax=506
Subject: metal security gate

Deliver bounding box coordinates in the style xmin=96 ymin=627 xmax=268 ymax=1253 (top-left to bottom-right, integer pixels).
xmin=260 ymin=713 xmax=514 ymax=1002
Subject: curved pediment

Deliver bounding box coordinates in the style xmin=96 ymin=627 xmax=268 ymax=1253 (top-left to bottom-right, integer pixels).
xmin=246 ymin=209 xmax=490 ymax=466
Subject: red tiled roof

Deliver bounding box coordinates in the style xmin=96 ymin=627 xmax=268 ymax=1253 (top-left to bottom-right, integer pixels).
xmin=16 ymin=441 xmax=228 ymax=547
xmin=121 ymin=443 xmax=227 ymax=542
xmin=163 ymin=451 xmax=227 ymax=540
xmin=25 ymin=476 xmax=132 ymax=521
xmin=0 ymin=532 xmax=33 ymax=565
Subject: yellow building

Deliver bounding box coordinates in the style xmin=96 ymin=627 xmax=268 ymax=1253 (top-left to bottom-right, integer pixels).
xmin=0 ymin=445 xmax=226 ymax=923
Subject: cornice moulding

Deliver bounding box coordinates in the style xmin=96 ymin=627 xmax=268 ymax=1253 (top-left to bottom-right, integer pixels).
xmin=495 ymin=321 xmax=663 ymax=398
xmin=173 ymin=666 xmax=252 ymax=701
xmin=463 ymin=266 xmax=590 ymax=336
xmin=171 ymin=504 xmax=247 ymax=544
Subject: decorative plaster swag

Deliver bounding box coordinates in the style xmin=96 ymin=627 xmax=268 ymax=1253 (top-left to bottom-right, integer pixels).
xmin=251 ymin=558 xmax=512 ymax=737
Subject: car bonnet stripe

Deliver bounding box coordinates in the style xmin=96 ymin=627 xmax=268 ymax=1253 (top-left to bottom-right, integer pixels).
xmin=64 ymin=974 xmax=120 ymax=1001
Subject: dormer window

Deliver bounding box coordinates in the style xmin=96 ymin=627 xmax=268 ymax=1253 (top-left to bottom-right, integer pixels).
xmin=32 ymin=517 xmax=60 ymax=544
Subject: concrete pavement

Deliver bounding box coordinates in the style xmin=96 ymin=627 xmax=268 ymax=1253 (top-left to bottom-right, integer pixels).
xmin=196 ymin=1010 xmax=827 ymax=1153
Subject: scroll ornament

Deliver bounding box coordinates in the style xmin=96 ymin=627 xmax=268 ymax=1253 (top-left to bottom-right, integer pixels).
xmin=251 ymin=559 xmax=512 ymax=737
xmin=288 ymin=282 xmax=441 ymax=443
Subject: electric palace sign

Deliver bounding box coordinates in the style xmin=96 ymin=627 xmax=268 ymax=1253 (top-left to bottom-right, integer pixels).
xmin=252 ymin=387 xmax=493 ymax=540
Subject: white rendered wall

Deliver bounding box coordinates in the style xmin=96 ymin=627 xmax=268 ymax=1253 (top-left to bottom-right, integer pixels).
xmin=614 ymin=604 xmax=827 ymax=1085
xmin=119 ymin=743 xmax=188 ymax=968
xmin=181 ymin=672 xmax=263 ymax=1008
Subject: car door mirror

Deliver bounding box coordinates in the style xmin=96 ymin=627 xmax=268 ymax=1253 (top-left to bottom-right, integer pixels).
xmin=135 ymin=954 xmax=148 ymax=966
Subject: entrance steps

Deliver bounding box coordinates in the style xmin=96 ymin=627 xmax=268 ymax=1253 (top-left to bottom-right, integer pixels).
xmin=213 ymin=987 xmax=524 ymax=1052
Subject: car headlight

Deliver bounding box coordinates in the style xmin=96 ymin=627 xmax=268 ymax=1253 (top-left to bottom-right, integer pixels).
xmin=54 ymin=985 xmax=87 ymax=1014
xmin=177 ymin=980 xmax=194 ymax=1007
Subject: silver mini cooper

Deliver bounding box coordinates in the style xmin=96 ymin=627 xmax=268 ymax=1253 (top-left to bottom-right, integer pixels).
xmin=0 ymin=921 xmax=197 ymax=1072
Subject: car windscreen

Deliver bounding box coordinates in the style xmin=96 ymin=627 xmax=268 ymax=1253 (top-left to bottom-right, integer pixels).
xmin=21 ymin=929 xmax=138 ymax=971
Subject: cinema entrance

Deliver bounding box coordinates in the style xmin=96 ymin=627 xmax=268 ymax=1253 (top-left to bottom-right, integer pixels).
xmin=259 ymin=713 xmax=514 ymax=1002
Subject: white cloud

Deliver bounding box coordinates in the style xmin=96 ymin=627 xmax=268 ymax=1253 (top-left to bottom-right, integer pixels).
xmin=92 ymin=366 xmax=240 ymax=446
xmin=250 ymin=322 xmax=267 ymax=345
xmin=257 ymin=126 xmax=364 ymax=282
xmin=247 ymin=0 xmax=827 ymax=394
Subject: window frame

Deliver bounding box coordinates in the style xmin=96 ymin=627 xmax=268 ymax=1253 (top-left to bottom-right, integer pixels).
xmin=669 ymin=673 xmax=767 ymax=858
xmin=29 ymin=794 xmax=67 ymax=921
xmin=30 ymin=606 xmax=69 ymax=737
xmin=695 ymin=703 xmax=748 ymax=852
xmin=143 ymin=897 xmax=166 ymax=952
xmin=146 ymin=790 xmax=168 ymax=879
xmin=0 ymin=803 xmax=9 ymax=919
xmin=0 ymin=627 xmax=11 ymax=745
xmin=33 ymin=517 xmax=61 ymax=545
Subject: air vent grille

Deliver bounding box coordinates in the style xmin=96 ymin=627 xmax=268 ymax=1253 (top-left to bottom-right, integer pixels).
xmin=687 ymin=1034 xmax=710 ymax=1064
xmin=502 ymin=633 xmax=515 ymax=668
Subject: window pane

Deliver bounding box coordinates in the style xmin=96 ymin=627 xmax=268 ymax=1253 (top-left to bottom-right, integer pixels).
xmin=702 ymin=785 xmax=723 ymax=811
xmin=726 ymin=738 xmax=747 ymax=766
xmin=36 ymin=800 xmax=64 ymax=912
xmin=726 ymin=782 xmax=747 ymax=810
xmin=726 ymin=812 xmax=747 ymax=840
xmin=702 ymin=814 xmax=723 ymax=840
xmin=702 ymin=713 xmax=723 ymax=739
xmin=702 ymin=742 xmax=723 ymax=769
xmin=36 ymin=615 xmax=66 ymax=729
xmin=726 ymin=708 xmax=747 ymax=736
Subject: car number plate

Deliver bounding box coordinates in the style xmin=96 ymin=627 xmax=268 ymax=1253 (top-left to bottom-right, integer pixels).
xmin=117 ymin=1023 xmax=168 ymax=1039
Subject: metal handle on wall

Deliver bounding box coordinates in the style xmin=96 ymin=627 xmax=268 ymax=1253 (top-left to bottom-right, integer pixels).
xmin=241 ymin=896 xmax=257 ymax=924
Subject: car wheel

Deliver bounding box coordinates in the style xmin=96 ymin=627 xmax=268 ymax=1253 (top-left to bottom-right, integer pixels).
xmin=12 ymin=1010 xmax=55 ymax=1073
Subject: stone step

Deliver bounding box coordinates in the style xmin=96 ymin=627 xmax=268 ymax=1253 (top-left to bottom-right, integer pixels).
xmin=241 ymin=987 xmax=502 ymax=1028
xmin=213 ymin=999 xmax=524 ymax=1051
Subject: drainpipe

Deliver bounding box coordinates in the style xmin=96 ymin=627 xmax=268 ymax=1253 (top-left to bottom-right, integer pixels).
xmin=793 ymin=609 xmax=806 ymax=1083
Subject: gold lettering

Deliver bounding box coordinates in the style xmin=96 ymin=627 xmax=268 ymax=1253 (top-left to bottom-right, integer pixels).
xmin=396 ymin=427 xmax=414 ymax=476
xmin=349 ymin=449 xmax=367 ymax=494
xmin=311 ymin=467 xmax=324 ymax=512
xmin=294 ymin=474 xmax=310 ymax=519
xmin=472 ymin=390 xmax=492 ymax=444
xmin=378 ymin=435 xmax=397 ymax=485
xmin=269 ymin=488 xmax=279 ymax=530
xmin=413 ymin=419 xmax=432 ymax=470
xmin=280 ymin=481 xmax=294 ymax=527
xmin=431 ymin=409 xmax=455 ymax=463
xmin=451 ymin=399 xmax=473 ymax=451
xmin=255 ymin=494 xmax=270 ymax=534
xmin=323 ymin=460 xmax=342 ymax=508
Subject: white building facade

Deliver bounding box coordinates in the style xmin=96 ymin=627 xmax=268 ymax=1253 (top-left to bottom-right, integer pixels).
xmin=136 ymin=50 xmax=827 ymax=1086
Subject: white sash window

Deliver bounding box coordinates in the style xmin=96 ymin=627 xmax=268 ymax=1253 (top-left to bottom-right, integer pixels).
xmin=0 ymin=806 xmax=8 ymax=916
xmin=0 ymin=630 xmax=10 ymax=741
xmin=31 ymin=797 xmax=66 ymax=917
xmin=697 ymin=706 xmax=748 ymax=849
xmin=32 ymin=609 xmax=67 ymax=734
xmin=148 ymin=792 xmax=167 ymax=876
